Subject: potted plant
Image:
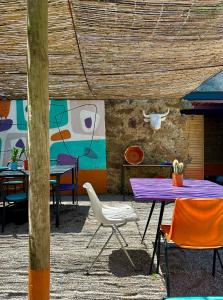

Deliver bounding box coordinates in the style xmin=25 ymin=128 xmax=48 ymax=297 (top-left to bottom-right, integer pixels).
xmin=10 ymin=147 xmax=20 ymax=170
xmin=20 ymin=148 xmax=28 ymax=170
xmin=172 ymin=159 xmax=184 ymax=187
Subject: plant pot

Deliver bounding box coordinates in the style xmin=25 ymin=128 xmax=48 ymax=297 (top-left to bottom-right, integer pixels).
xmin=172 ymin=173 xmax=183 ymax=187
xmin=10 ymin=161 xmax=18 ymax=170
xmin=124 ymin=145 xmax=144 ymax=165
xmin=23 ymin=159 xmax=28 ymax=170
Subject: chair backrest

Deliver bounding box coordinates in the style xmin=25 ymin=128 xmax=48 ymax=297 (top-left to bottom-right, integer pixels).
xmin=83 ymin=182 xmax=107 ymax=224
xmin=168 ymin=198 xmax=223 ymax=248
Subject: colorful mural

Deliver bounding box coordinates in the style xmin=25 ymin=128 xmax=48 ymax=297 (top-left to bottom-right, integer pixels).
xmin=0 ymin=99 xmax=107 ymax=192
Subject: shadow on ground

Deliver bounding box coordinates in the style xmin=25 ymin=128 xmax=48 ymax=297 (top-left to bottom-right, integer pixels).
xmin=0 ymin=204 xmax=90 ymax=235
xmin=109 ymin=249 xmax=152 ymax=277
xmin=158 ymin=243 xmax=223 ymax=296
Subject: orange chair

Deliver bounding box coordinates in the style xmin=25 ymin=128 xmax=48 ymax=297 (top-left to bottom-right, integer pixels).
xmin=159 ymin=198 xmax=223 ymax=296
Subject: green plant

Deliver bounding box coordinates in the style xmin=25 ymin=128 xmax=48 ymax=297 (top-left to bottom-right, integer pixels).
xmin=18 ymin=147 xmax=26 ymax=160
xmin=11 ymin=147 xmax=20 ymax=162
xmin=172 ymin=159 xmax=184 ymax=174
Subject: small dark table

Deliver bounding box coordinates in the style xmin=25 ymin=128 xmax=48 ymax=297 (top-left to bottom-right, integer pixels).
xmin=121 ymin=164 xmax=172 ymax=200
xmin=0 ymin=165 xmax=76 ymax=227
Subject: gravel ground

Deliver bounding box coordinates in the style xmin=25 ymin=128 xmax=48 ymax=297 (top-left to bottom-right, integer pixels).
xmin=0 ymin=194 xmax=222 ymax=299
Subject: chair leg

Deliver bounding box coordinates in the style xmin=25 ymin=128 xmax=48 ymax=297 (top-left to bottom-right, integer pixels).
xmin=216 ymin=250 xmax=223 ymax=270
xmin=52 ymin=188 xmax=56 ymax=214
xmin=75 ymin=187 xmax=78 ymax=206
xmin=164 ymin=241 xmax=171 ymax=297
xmin=156 ymin=230 xmax=162 ymax=274
xmin=52 ymin=188 xmax=55 ymax=206
xmin=113 ymin=226 xmax=136 ymax=270
xmin=115 ymin=226 xmax=128 ymax=247
xmin=86 ymin=229 xmax=114 ymax=274
xmin=141 ymin=201 xmax=156 ymax=243
xmin=212 ymin=249 xmax=217 ymax=277
xmin=2 ymin=199 xmax=5 ymax=233
xmin=86 ymin=224 xmax=102 ymax=248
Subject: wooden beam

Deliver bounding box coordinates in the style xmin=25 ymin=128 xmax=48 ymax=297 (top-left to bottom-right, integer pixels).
xmin=27 ymin=1 xmax=50 ymax=299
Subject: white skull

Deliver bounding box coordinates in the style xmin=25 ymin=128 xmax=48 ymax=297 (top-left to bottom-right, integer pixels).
xmin=143 ymin=109 xmax=169 ymax=130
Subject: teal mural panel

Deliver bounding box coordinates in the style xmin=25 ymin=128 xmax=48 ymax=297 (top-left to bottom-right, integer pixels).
xmin=49 ymin=99 xmax=68 ymax=129
xmin=50 ymin=139 xmax=106 ymax=170
xmin=16 ymin=100 xmax=27 ymax=130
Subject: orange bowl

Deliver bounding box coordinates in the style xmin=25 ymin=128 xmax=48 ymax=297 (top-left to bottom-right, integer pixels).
xmin=124 ymin=146 xmax=144 ymax=165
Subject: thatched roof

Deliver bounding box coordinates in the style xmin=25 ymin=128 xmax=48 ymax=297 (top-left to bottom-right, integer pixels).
xmin=1 ymin=0 xmax=223 ymax=100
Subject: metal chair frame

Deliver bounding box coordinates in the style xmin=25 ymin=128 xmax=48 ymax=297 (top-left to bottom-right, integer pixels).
xmin=86 ymin=222 xmax=136 ymax=274
xmin=158 ymin=231 xmax=223 ymax=297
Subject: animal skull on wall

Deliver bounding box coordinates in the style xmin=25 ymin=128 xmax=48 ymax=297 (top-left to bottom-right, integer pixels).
xmin=143 ymin=109 xmax=170 ymax=130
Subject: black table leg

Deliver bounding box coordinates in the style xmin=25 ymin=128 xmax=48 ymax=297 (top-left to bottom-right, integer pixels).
xmin=149 ymin=201 xmax=165 ymax=274
xmin=141 ymin=201 xmax=156 ymax=243
xmin=121 ymin=166 xmax=125 ymax=200
xmin=71 ymin=168 xmax=74 ymax=205
xmin=55 ymin=174 xmax=60 ymax=227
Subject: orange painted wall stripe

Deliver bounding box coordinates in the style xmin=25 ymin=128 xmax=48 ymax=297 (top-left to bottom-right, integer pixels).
xmin=28 ymin=268 xmax=50 ymax=300
xmin=0 ymin=99 xmax=10 ymax=118
xmin=51 ymin=170 xmax=107 ymax=194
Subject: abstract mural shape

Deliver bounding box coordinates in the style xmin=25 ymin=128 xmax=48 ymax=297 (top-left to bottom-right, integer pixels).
xmin=84 ymin=147 xmax=98 ymax=159
xmin=80 ymin=109 xmax=100 ymax=133
xmin=15 ymin=139 xmax=25 ymax=149
xmin=0 ymin=119 xmax=13 ymax=132
xmin=0 ymin=100 xmax=10 ymax=118
xmin=56 ymin=153 xmax=77 ymax=165
xmin=70 ymin=102 xmax=105 ymax=138
xmin=51 ymin=130 xmax=71 ymax=141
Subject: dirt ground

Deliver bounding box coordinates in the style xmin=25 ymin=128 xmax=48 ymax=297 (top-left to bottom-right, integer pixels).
xmin=0 ymin=194 xmax=222 ymax=299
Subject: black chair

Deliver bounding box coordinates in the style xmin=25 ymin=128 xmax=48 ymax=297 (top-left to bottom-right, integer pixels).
xmin=1 ymin=169 xmax=28 ymax=232
xmin=50 ymin=157 xmax=79 ymax=206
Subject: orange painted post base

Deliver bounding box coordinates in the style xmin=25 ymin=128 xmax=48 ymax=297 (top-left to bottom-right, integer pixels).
xmin=28 ymin=268 xmax=50 ymax=300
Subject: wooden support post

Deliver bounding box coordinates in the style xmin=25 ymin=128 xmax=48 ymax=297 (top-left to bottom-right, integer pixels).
xmin=27 ymin=1 xmax=50 ymax=299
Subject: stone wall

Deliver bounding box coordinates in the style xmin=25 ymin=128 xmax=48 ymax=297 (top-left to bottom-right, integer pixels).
xmin=105 ymin=100 xmax=189 ymax=193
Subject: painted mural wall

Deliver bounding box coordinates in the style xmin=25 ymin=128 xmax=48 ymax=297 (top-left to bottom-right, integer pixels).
xmin=0 ymin=99 xmax=107 ymax=193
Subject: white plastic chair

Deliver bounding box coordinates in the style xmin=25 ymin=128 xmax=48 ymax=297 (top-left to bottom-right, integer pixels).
xmin=83 ymin=182 xmax=139 ymax=274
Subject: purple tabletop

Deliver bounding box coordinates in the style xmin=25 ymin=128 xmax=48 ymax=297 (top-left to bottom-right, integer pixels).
xmin=130 ymin=178 xmax=223 ymax=202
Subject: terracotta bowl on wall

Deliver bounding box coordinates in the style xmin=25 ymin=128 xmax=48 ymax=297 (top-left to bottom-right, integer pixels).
xmin=124 ymin=145 xmax=144 ymax=165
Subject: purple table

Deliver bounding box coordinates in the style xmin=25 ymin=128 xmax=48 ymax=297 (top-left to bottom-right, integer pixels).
xmin=130 ymin=178 xmax=223 ymax=201
xmin=130 ymin=178 xmax=223 ymax=274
